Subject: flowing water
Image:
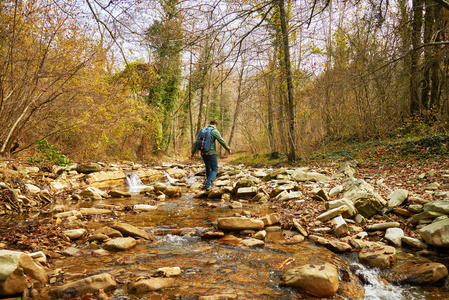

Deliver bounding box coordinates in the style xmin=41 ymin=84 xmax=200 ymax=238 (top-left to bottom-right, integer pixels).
xmin=30 ymin=175 xmax=449 ymax=299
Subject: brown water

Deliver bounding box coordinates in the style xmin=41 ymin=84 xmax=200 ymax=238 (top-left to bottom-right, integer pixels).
xmin=33 ymin=178 xmax=449 ymax=299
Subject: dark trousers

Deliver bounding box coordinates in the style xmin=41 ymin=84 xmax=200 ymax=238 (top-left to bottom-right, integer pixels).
xmin=201 ymin=153 xmax=218 ymax=187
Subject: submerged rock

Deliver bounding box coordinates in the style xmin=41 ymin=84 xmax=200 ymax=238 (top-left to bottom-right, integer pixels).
xmin=51 ymin=273 xmax=116 ymax=298
xmin=128 ymin=277 xmax=175 ymax=293
xmin=387 ymin=262 xmax=448 ymax=285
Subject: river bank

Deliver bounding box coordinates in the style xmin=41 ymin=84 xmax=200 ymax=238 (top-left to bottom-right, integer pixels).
xmin=0 ymin=158 xmax=448 ymax=299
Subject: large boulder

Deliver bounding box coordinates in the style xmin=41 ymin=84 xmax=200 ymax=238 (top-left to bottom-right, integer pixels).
xmin=419 ymin=219 xmax=449 ymax=247
xmin=0 ymin=250 xmax=48 ymax=296
xmin=352 ymin=192 xmax=385 ymax=218
xmin=51 ymin=273 xmax=116 ymax=298
xmin=281 ymin=263 xmax=339 ymax=297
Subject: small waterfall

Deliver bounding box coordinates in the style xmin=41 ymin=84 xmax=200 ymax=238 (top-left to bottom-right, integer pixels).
xmin=165 ymin=172 xmax=178 ymax=185
xmin=125 ymin=173 xmax=144 ymax=188
xmin=350 ymin=263 xmax=425 ymax=300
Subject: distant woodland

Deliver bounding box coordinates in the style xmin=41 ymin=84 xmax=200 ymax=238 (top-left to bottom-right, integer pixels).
xmin=1 ymin=0 xmax=448 ymax=162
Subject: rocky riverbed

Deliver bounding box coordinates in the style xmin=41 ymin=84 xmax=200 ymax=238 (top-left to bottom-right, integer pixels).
xmin=0 ymin=158 xmax=448 ymax=299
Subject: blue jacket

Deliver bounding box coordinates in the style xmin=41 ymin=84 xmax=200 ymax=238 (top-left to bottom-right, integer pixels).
xmin=191 ymin=125 xmax=231 ymax=155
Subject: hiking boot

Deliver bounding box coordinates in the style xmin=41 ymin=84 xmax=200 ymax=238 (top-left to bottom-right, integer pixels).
xmin=205 ymin=185 xmax=213 ymax=191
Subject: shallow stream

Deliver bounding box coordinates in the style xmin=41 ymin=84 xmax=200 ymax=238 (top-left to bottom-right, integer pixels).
xmin=36 ymin=175 xmax=449 ymax=299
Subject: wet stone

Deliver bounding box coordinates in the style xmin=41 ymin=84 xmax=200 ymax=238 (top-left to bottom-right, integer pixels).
xmin=51 ymin=273 xmax=116 ymax=298
xmin=387 ymin=262 xmax=448 ymax=285
xmin=217 ymin=217 xmax=264 ymax=231
xmin=201 ymin=231 xmax=225 ymax=239
xmin=103 ymin=237 xmax=136 ymax=251
xmin=401 ymin=236 xmax=428 ymax=250
xmin=259 ymin=213 xmax=280 ymax=226
xmin=63 ymin=229 xmax=86 ymax=240
xmin=110 ymin=222 xmax=154 ymax=240
xmin=242 ymin=238 xmax=265 ymax=247
xmin=156 ymin=267 xmax=181 ymax=277
xmin=108 ymin=190 xmax=131 ymax=197
xmin=282 ymin=263 xmax=339 ymax=297
xmin=358 ymin=242 xmax=397 ymax=268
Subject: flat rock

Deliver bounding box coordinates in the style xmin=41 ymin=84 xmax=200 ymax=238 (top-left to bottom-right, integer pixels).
xmin=291 ymin=170 xmax=330 ymax=182
xmin=128 ymin=277 xmax=175 ymax=293
xmin=309 ymin=235 xmax=352 ymax=252
xmin=156 ymin=267 xmax=181 ymax=277
xmin=110 ymin=222 xmax=154 ymax=240
xmin=217 ymin=217 xmax=264 ymax=231
xmin=386 ymin=262 xmax=448 ymax=284
xmin=358 ymin=242 xmax=396 ymax=268
xmin=365 ymin=222 xmax=400 ymax=231
xmin=401 ymin=236 xmax=428 ymax=250
xmin=292 ymin=219 xmax=308 ymax=237
xmin=326 ymin=198 xmax=357 ymax=218
xmin=51 ymin=273 xmax=116 ymax=298
xmin=408 ymin=211 xmax=445 ymax=224
xmin=133 ymin=204 xmax=158 ymax=212
xmin=201 ymin=231 xmax=225 ymax=239
xmin=198 ymin=294 xmax=238 ymax=300
xmin=423 ymin=200 xmax=449 ymax=214
xmin=63 ymin=229 xmax=86 ymax=240
xmin=235 ymin=186 xmax=258 ymax=198
xmin=80 ymin=208 xmax=112 ymax=215
xmin=317 ymin=206 xmax=348 ymax=223
xmin=108 ymin=190 xmax=131 ymax=197
xmin=103 ymin=237 xmax=136 ymax=251
xmin=242 ymin=238 xmax=265 ymax=247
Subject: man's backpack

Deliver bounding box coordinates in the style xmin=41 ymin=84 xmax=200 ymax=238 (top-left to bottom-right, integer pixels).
xmin=196 ymin=127 xmax=213 ymax=152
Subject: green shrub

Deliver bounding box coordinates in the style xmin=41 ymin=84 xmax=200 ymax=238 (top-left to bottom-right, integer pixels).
xmin=30 ymin=139 xmax=72 ymax=166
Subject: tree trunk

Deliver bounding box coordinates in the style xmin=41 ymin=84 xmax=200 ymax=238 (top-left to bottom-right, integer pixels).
xmin=228 ymin=64 xmax=244 ymax=148
xmin=410 ymin=0 xmax=423 ymax=116
xmin=278 ymin=0 xmax=297 ymax=161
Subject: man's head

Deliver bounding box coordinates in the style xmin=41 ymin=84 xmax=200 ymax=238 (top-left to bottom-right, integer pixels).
xmin=210 ymin=120 xmax=217 ymax=127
